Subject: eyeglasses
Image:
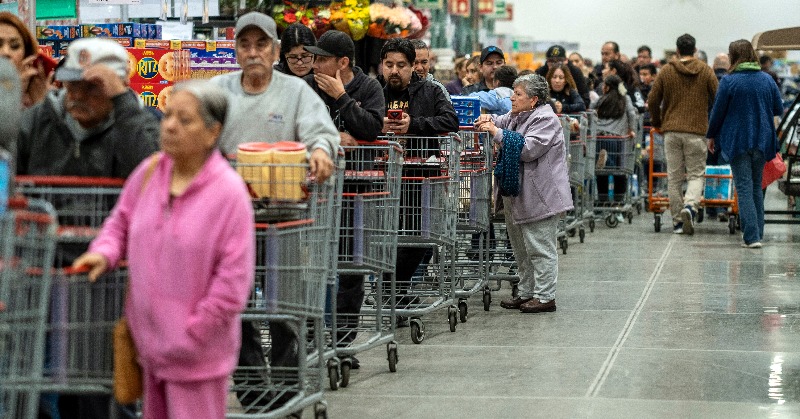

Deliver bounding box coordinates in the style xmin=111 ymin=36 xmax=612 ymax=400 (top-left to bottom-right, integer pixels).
xmin=286 ymin=54 xmax=313 ymax=64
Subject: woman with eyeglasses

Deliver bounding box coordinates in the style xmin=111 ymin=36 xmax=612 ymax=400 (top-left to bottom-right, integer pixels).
xmin=274 ymin=23 xmax=317 ymax=78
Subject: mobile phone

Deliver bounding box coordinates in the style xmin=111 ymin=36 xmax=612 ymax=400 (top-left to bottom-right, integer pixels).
xmin=34 ymin=52 xmax=58 ymax=76
xmin=387 ymin=109 xmax=402 ymax=120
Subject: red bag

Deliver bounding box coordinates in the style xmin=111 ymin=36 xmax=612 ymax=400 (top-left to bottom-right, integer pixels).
xmin=762 ymin=152 xmax=786 ymax=189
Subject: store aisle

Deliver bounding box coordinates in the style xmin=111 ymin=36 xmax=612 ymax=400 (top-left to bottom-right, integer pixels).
xmin=319 ymin=188 xmax=800 ymax=419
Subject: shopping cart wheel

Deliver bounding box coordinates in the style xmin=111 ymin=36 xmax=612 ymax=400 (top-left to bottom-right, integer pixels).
xmin=340 ymin=360 xmax=351 ymax=388
xmin=483 ymin=288 xmax=491 ymax=311
xmin=448 ymin=306 xmax=458 ymax=332
xmin=568 ymin=228 xmax=576 ymax=237
xmin=728 ymin=216 xmax=736 ymax=234
xmin=560 ymin=237 xmax=568 ymax=255
xmin=387 ymin=343 xmax=398 ymax=373
xmin=605 ymin=214 xmax=619 ymax=228
xmin=636 ymin=202 xmax=642 ymax=214
xmin=589 ymin=219 xmax=596 ymax=232
xmin=458 ymin=300 xmax=468 ymax=323
xmin=327 ymin=360 xmax=340 ymax=391
xmin=387 ymin=342 xmax=399 ymax=372
xmin=579 ymin=228 xmax=586 ymax=243
xmin=654 ymin=214 xmax=662 ymax=232
xmin=314 ymin=402 xmax=328 ymax=419
xmin=627 ymin=212 xmax=633 ymax=224
xmin=410 ymin=318 xmax=425 ymax=344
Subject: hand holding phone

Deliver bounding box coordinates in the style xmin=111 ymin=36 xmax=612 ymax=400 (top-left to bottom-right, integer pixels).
xmin=387 ymin=109 xmax=402 ymax=120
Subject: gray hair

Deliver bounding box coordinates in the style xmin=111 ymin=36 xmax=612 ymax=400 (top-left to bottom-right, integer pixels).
xmin=512 ymin=73 xmax=550 ymax=105
xmin=172 ymin=80 xmax=229 ymax=128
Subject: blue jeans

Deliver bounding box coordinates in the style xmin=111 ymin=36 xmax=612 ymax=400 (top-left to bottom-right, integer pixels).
xmin=730 ymin=149 xmax=766 ymax=244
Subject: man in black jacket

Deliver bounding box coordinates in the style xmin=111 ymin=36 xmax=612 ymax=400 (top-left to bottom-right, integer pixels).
xmin=462 ymin=45 xmax=505 ymax=95
xmin=304 ymin=30 xmax=385 ymax=369
xmin=16 ymin=38 xmax=158 ymax=419
xmin=535 ymin=44 xmax=591 ymax=108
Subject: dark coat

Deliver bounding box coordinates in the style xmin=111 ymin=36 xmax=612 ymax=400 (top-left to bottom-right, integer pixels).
xmin=389 ymin=72 xmax=459 ymax=137
xmin=536 ymin=62 xmax=591 ymax=109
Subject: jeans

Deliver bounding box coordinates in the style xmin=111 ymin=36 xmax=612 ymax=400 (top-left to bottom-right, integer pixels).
xmin=730 ymin=149 xmax=766 ymax=244
xmin=664 ymin=132 xmax=707 ymax=224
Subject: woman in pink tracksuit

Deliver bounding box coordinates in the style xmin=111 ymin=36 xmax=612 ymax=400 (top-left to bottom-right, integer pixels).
xmin=75 ymin=80 xmax=254 ymax=418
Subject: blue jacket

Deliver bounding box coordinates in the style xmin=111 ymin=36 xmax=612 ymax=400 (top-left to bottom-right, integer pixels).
xmin=706 ymin=70 xmax=783 ymax=163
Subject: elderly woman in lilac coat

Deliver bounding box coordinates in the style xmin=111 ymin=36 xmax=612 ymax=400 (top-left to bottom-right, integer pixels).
xmin=475 ymin=73 xmax=573 ymax=313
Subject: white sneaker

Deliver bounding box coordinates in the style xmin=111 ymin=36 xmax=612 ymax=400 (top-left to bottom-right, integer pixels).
xmin=741 ymin=242 xmax=763 ymax=248
xmin=680 ymin=207 xmax=695 ymax=235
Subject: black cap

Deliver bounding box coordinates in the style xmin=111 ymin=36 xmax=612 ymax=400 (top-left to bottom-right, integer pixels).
xmin=480 ymin=46 xmax=504 ymax=64
xmin=546 ymin=45 xmax=566 ymax=59
xmin=304 ymin=30 xmax=354 ymax=61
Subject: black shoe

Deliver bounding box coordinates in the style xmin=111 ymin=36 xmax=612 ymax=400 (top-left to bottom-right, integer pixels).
xmin=350 ymin=356 xmax=360 ymax=370
xmin=396 ymin=316 xmax=409 ymax=328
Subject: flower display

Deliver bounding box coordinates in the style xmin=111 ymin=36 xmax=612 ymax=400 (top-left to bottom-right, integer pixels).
xmin=367 ymin=2 xmax=417 ymax=39
xmin=273 ymin=1 xmax=331 ymax=38
xmin=330 ymin=0 xmax=370 ymax=41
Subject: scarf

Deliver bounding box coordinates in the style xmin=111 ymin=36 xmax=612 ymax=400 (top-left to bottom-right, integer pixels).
xmin=734 ymin=62 xmax=761 ymax=72
xmin=494 ymin=129 xmax=525 ymax=197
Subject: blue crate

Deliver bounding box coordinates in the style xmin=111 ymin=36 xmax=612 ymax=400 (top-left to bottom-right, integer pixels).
xmin=450 ymin=96 xmax=481 ymax=128
xmin=704 ymin=165 xmax=733 ymax=200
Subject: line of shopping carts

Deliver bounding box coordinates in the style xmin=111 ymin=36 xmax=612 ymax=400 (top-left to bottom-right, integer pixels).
xmin=2 ymin=112 xmax=669 ymax=418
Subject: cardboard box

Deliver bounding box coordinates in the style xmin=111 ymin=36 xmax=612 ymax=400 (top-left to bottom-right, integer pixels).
xmin=190 ymin=57 xmax=240 ymax=80
xmin=181 ymin=40 xmax=236 ymax=59
xmin=704 ymin=165 xmax=733 ymax=200
xmin=131 ymin=82 xmax=173 ymax=112
xmin=133 ymin=39 xmax=180 ymax=50
xmin=36 ymin=25 xmax=80 ymax=40
xmin=110 ymin=37 xmax=134 ymax=48
xmin=126 ymin=48 xmax=190 ymax=84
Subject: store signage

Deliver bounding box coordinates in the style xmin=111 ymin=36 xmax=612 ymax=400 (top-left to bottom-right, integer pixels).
xmin=478 ymin=0 xmax=494 ymax=15
xmin=448 ymin=0 xmax=470 ymax=17
xmin=414 ymin=0 xmax=443 ymax=9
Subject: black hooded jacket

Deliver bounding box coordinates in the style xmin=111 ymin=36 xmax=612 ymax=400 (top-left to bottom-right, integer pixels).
xmin=387 ymin=72 xmax=459 ymax=137
xmin=304 ymin=66 xmax=384 ymax=141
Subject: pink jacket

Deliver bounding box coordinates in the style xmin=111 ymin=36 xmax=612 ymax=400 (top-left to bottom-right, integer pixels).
xmin=90 ymin=150 xmax=254 ymax=381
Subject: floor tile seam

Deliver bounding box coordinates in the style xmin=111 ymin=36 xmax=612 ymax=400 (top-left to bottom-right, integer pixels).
xmin=613 ymin=346 xmax=800 ymax=354
xmin=403 ymin=344 xmax=613 ymax=350
xmin=586 ymin=237 xmax=675 ymax=398
xmin=642 ymin=310 xmax=800 ymax=315
xmin=328 ymin=393 xmax=790 ymax=405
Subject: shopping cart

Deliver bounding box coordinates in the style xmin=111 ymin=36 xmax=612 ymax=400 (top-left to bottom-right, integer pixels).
xmin=646 ymin=130 xmax=739 ymax=233
xmin=387 ymin=133 xmax=461 ymax=344
xmin=0 ymin=198 xmax=58 ymax=419
xmin=561 ymin=114 xmax=588 ymax=249
xmin=330 ymin=140 xmax=402 ymax=388
xmin=452 ymin=129 xmax=492 ymax=318
xmin=229 ymin=158 xmax=338 ymax=418
xmin=593 ymin=132 xmax=637 ymax=228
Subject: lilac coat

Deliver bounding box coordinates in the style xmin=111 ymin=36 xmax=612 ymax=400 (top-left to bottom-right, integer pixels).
xmin=492 ymin=105 xmax=573 ymax=224
xmin=90 ymin=150 xmax=255 ymax=381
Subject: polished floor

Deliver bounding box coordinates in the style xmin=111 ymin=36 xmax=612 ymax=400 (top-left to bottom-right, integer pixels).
xmin=317 ymin=188 xmax=800 ymax=419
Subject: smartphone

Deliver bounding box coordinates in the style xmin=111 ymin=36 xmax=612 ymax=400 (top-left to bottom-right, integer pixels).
xmin=34 ymin=52 xmax=58 ymax=76
xmin=387 ymin=109 xmax=402 ymax=120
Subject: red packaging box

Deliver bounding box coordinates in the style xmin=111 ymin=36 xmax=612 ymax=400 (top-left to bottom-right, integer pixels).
xmin=130 ymin=83 xmax=173 ymax=112
xmin=126 ymin=48 xmax=189 ymax=84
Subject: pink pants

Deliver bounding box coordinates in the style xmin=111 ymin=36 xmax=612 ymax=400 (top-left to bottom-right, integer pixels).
xmin=142 ymin=369 xmax=228 ymax=419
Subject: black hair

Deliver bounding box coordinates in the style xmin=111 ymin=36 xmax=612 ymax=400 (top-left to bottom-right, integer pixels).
xmin=494 ymin=65 xmax=517 ymax=88
xmin=380 ymin=38 xmax=416 ymax=65
xmin=759 ymin=55 xmax=773 ymax=66
xmin=676 ymin=33 xmax=696 ymax=57
xmin=605 ymin=41 xmax=620 ymax=54
xmin=639 ymin=63 xmax=657 ymax=75
xmin=597 ymin=75 xmax=626 ymax=120
xmin=637 ymin=45 xmax=652 ymax=56
xmin=279 ymin=23 xmax=316 ymax=63
xmin=410 ymin=39 xmax=428 ymax=51
xmin=607 ymin=59 xmax=635 ymax=87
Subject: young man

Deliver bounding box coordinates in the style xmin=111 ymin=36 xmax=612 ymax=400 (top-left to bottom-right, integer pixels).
xmin=647 ymin=33 xmax=718 ymax=235
xmin=410 ymin=39 xmax=451 ymax=103
xmin=462 ymin=45 xmax=505 ymax=95
xmin=638 ymin=63 xmax=657 ymax=101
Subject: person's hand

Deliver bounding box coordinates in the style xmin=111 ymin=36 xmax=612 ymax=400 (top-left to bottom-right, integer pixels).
xmin=309 ymin=148 xmax=334 ymax=183
xmin=82 ymin=64 xmax=128 ymax=98
xmin=383 ymin=112 xmax=410 ymax=134
xmin=340 ymin=132 xmax=358 ymax=148
xmin=0 ymin=301 xmax=5 ymax=312
xmin=554 ymin=101 xmax=563 ymax=113
xmin=314 ymin=70 xmax=346 ymax=100
xmin=474 ymin=114 xmax=493 ymax=126
xmin=627 ymin=130 xmax=636 ymax=138
xmin=570 ymin=118 xmax=580 ymax=133
xmin=19 ymin=55 xmax=51 ymax=106
xmin=707 ymin=138 xmax=715 ymax=154
xmin=477 ymin=120 xmax=498 ymax=137
xmin=72 ymin=252 xmax=109 ymax=282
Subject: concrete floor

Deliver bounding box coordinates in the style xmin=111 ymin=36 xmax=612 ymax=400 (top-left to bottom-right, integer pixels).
xmin=317 ymin=188 xmax=800 ymax=419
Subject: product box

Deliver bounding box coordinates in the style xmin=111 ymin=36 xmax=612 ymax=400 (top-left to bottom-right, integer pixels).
xmin=110 ymin=37 xmax=134 ymax=48
xmin=39 ymin=39 xmax=72 ymax=57
xmin=36 ymin=25 xmax=80 ymax=40
xmin=133 ymin=39 xmax=181 ymax=50
xmin=81 ymin=23 xmax=116 ymax=38
xmin=190 ymin=57 xmax=240 ymax=80
xmin=38 ymin=44 xmax=55 ymax=59
xmin=704 ymin=165 xmax=733 ymax=200
xmin=450 ymin=96 xmax=482 ymax=128
xmin=131 ymin=82 xmax=173 ymax=112
xmin=126 ymin=48 xmax=190 ymax=84
xmin=155 ymin=25 xmax=162 ymax=40
xmin=181 ymin=40 xmax=236 ymax=59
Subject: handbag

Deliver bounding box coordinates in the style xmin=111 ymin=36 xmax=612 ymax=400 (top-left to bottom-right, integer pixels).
xmin=113 ymin=317 xmax=142 ymax=404
xmin=112 ymin=153 xmax=161 ymax=403
xmin=762 ymin=152 xmax=786 ymax=189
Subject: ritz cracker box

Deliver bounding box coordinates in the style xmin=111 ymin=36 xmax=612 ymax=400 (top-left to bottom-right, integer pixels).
xmin=131 ymin=83 xmax=173 ymax=112
xmin=126 ymin=47 xmax=189 ymax=85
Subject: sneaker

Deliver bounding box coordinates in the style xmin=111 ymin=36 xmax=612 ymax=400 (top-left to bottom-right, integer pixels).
xmin=673 ymin=222 xmax=684 ymax=234
xmin=616 ymin=213 xmax=624 ymax=223
xmin=680 ymin=206 xmax=696 ymax=235
xmin=741 ymin=242 xmax=763 ymax=248
xmin=596 ymin=149 xmax=608 ymax=170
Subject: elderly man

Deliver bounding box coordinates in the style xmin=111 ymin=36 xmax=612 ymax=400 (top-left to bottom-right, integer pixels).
xmin=462 ymin=45 xmax=505 ymax=95
xmin=17 ymin=37 xmax=159 ymax=419
xmin=212 ymin=12 xmax=339 ymax=182
xmin=410 ymin=39 xmax=451 ymax=103
xmin=594 ymin=41 xmax=621 ymax=79
xmin=211 ymin=12 xmax=340 ymax=415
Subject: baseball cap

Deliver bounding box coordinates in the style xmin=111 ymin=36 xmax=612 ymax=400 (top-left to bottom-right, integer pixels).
xmin=55 ymin=38 xmax=129 ymax=82
xmin=480 ymin=46 xmax=504 ymax=64
xmin=304 ymin=30 xmax=354 ymax=61
xmin=235 ymin=12 xmax=278 ymax=41
xmin=546 ymin=45 xmax=567 ymax=59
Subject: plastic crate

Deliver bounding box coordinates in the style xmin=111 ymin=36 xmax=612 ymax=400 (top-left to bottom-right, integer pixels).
xmin=704 ymin=165 xmax=733 ymax=200
xmin=451 ymin=96 xmax=481 ymax=128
